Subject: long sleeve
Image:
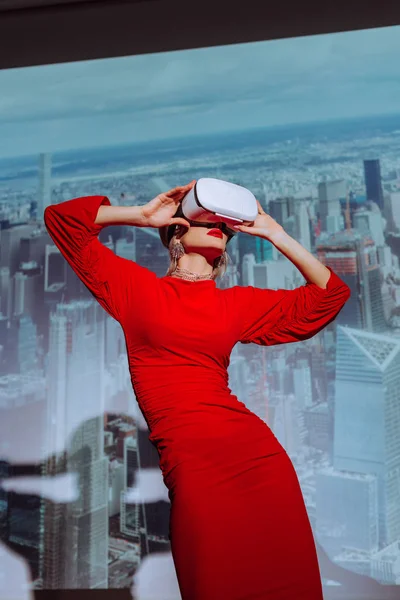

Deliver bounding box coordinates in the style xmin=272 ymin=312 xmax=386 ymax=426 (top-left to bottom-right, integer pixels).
xmin=237 ymin=267 xmax=351 ymax=346
xmin=44 ymin=195 xmax=151 ymax=324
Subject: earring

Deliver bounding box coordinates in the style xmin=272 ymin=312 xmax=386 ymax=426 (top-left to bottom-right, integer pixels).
xmin=170 ymin=241 xmax=185 ymax=261
xmin=215 ymin=251 xmax=228 ymax=268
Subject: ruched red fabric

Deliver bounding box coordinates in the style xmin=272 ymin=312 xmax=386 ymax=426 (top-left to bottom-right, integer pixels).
xmin=44 ymin=196 xmax=350 ymax=600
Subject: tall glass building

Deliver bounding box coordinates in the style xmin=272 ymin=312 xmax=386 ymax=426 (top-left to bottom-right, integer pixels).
xmin=363 ymin=159 xmax=384 ymax=212
xmin=333 ymin=325 xmax=400 ymax=549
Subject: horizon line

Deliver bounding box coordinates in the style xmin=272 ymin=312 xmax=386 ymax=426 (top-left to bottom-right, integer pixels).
xmin=1 ymin=110 xmax=400 ymax=163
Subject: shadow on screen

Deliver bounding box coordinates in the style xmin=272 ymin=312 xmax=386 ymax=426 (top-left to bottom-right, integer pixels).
xmin=1 ymin=413 xmax=399 ymax=600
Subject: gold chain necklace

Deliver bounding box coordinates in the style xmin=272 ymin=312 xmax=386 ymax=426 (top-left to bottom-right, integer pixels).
xmin=171 ymin=266 xmax=214 ymax=282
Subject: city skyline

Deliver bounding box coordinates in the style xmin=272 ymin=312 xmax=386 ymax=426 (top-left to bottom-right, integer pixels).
xmin=1 ymin=135 xmax=400 ymax=595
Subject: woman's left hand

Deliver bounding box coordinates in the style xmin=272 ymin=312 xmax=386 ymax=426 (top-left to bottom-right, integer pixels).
xmin=233 ymin=200 xmax=285 ymax=242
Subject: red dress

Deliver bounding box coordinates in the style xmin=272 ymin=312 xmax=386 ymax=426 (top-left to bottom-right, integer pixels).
xmin=44 ymin=195 xmax=350 ymax=600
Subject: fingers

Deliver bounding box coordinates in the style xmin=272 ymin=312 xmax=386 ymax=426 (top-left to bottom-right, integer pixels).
xmin=233 ymin=224 xmax=256 ymax=234
xmin=169 ymin=218 xmax=191 ymax=228
xmin=166 ymin=181 xmax=196 ymax=197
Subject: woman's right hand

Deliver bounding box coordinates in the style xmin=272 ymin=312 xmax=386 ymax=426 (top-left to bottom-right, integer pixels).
xmin=140 ymin=181 xmax=196 ymax=229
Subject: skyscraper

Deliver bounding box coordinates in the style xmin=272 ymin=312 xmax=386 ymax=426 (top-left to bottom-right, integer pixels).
xmin=316 ymin=229 xmax=386 ymax=333
xmin=353 ymin=208 xmax=385 ymax=247
xmin=318 ymin=180 xmax=346 ymax=234
xmin=269 ymin=197 xmax=290 ymax=225
xmin=363 ymin=159 xmax=384 ymax=212
xmin=42 ymin=300 xmax=108 ymax=588
xmin=334 ymin=326 xmax=400 ymax=548
xmin=37 ymin=153 xmax=52 ymax=221
xmin=316 ymin=468 xmax=378 ymax=556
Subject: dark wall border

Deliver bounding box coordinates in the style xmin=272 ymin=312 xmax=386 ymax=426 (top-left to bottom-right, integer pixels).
xmin=33 ymin=590 xmax=400 ymax=600
xmin=0 ymin=0 xmax=400 ymax=70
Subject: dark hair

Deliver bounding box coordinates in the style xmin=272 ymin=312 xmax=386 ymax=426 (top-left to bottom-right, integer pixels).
xmin=158 ymin=204 xmax=185 ymax=249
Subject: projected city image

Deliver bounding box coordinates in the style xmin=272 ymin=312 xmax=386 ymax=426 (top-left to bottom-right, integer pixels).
xmin=0 ymin=24 xmax=400 ymax=599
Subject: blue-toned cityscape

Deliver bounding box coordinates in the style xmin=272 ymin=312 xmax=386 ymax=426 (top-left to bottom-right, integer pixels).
xmin=1 ymin=114 xmax=400 ymax=596
xmin=1 ymin=22 xmax=400 ymax=599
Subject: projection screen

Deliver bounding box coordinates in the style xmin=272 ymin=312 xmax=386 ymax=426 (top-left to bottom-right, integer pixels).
xmin=0 ymin=14 xmax=400 ymax=600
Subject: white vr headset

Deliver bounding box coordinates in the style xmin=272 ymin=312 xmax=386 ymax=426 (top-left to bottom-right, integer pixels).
xmin=180 ymin=178 xmax=258 ymax=237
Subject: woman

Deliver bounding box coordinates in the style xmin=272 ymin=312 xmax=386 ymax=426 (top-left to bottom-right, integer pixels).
xmin=44 ymin=180 xmax=350 ymax=600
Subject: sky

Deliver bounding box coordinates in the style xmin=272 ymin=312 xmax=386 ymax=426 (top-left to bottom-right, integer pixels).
xmin=0 ymin=25 xmax=400 ymax=158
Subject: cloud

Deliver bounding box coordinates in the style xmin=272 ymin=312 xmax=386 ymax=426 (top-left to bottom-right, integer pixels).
xmin=131 ymin=553 xmax=181 ymax=600
xmin=0 ymin=24 xmax=400 ymax=155
xmin=1 ymin=25 xmax=400 ymax=122
xmin=0 ymin=473 xmax=79 ymax=503
xmin=124 ymin=468 xmax=169 ymax=504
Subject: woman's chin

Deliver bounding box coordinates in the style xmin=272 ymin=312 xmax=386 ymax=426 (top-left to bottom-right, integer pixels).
xmin=204 ymin=235 xmax=226 ymax=246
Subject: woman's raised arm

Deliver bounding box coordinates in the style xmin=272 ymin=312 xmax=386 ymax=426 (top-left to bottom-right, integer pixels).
xmin=44 ymin=183 xmax=196 ymax=324
xmin=237 ymin=267 xmax=350 ymax=346
xmin=232 ymin=210 xmax=351 ymax=345
xmin=44 ymin=195 xmax=153 ymax=324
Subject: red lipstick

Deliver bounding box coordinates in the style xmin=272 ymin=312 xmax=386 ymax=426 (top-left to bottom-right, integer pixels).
xmin=207 ymin=229 xmax=223 ymax=238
